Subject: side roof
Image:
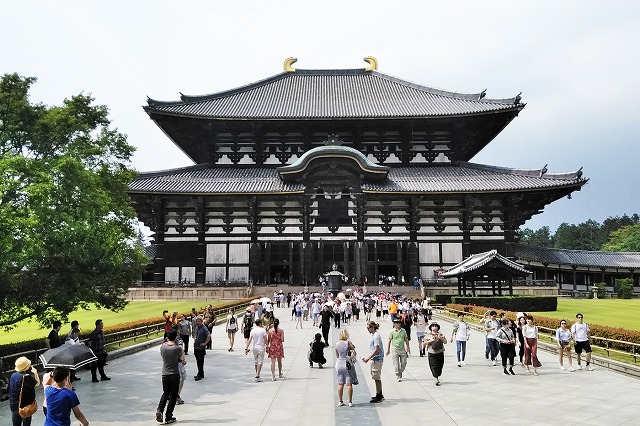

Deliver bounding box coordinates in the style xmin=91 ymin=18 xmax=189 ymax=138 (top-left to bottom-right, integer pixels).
xmin=442 ymin=249 xmax=532 ymax=277
xmin=514 ymin=244 xmax=640 ymax=269
xmin=145 ymin=68 xmax=524 ymax=120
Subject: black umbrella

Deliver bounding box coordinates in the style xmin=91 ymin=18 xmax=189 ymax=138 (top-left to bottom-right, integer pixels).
xmin=40 ymin=343 xmax=97 ymax=369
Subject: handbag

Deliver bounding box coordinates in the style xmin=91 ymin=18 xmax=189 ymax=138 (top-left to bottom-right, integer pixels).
xmin=18 ymin=375 xmax=38 ymax=419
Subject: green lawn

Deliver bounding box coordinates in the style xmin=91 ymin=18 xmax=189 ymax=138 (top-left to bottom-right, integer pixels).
xmin=530 ymin=298 xmax=640 ymax=331
xmin=0 ymin=301 xmax=216 ymax=345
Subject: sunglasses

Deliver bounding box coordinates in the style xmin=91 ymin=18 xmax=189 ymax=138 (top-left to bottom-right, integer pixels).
xmin=577 ymin=316 xmax=583 ymax=319
xmin=561 ymin=322 xmax=566 ymax=325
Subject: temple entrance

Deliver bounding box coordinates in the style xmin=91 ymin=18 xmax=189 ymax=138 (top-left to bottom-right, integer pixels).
xmin=271 ymin=265 xmax=290 ymax=284
xmin=377 ymin=265 xmax=398 ymax=285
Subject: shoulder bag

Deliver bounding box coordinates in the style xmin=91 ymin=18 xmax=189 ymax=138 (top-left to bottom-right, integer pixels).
xmin=18 ymin=375 xmax=38 ymax=419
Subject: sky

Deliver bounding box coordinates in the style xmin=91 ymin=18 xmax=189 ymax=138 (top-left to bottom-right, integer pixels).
xmin=3 ymin=1 xmax=639 ymax=233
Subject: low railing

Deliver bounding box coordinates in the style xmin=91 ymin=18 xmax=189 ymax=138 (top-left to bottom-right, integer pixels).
xmin=436 ymin=305 xmax=640 ymax=365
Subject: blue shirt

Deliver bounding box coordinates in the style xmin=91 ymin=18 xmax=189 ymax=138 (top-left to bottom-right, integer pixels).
xmin=194 ymin=324 xmax=210 ymax=348
xmin=9 ymin=372 xmax=37 ymax=411
xmin=369 ymin=331 xmax=384 ymax=362
xmin=44 ymin=386 xmax=80 ymax=426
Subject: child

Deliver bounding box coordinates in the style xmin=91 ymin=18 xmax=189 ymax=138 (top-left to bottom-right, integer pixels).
xmin=309 ymin=333 xmax=327 ymax=368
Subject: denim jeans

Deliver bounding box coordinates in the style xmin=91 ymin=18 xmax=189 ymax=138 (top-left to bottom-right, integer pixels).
xmin=456 ymin=340 xmax=467 ymax=362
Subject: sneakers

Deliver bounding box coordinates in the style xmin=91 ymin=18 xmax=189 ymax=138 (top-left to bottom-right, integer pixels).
xmin=165 ymin=418 xmax=177 ymax=424
xmin=503 ymin=368 xmax=510 ymax=375
xmin=435 ymin=378 xmax=441 ymax=386
xmin=100 ymin=376 xmax=111 ymax=381
xmin=569 ymin=367 xmax=576 ymax=372
xmin=560 ymin=366 xmax=566 ymax=371
xmin=279 ymin=373 xmax=283 ymax=378
xmin=255 ymin=377 xmax=262 ymax=382
xmin=156 ymin=411 xmax=163 ymax=423
xmin=492 ymin=360 xmax=497 ymax=366
xmin=397 ymin=377 xmax=402 ymax=382
xmin=338 ymin=401 xmax=345 ymax=407
xmin=176 ymin=397 xmax=185 ymax=405
xmin=272 ymin=377 xmax=276 ymax=381
xmin=586 ymin=365 xmax=594 ymax=371
xmin=457 ymin=362 xmax=461 ymax=367
xmin=509 ymin=367 xmax=515 ymax=375
xmin=577 ymin=364 xmax=583 ymax=370
xmin=460 ymin=361 xmax=466 ymax=366
xmin=348 ymin=402 xmax=353 ymax=407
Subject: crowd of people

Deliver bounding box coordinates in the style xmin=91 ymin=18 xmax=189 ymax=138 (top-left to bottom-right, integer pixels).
xmin=7 ymin=293 xmax=597 ymax=424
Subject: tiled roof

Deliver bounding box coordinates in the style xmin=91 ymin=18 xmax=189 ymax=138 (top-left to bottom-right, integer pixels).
xmin=145 ymin=69 xmax=523 ymax=119
xmin=442 ymin=250 xmax=531 ymax=277
xmin=514 ymin=244 xmax=640 ymax=269
xmin=129 ymin=162 xmax=584 ymax=195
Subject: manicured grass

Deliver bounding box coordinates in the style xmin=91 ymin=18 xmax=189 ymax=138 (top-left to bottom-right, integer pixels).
xmin=0 ymin=301 xmax=216 ymax=345
xmin=530 ymin=298 xmax=640 ymax=331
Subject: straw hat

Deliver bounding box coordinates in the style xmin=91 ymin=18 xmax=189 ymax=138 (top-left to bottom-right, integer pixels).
xmin=15 ymin=356 xmax=31 ymax=372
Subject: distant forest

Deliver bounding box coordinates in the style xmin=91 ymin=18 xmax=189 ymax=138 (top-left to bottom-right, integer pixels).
xmin=517 ymin=214 xmax=640 ymax=252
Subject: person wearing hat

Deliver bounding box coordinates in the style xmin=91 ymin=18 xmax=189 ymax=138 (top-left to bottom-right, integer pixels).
xmin=423 ymin=323 xmax=447 ymax=386
xmin=386 ymin=318 xmax=410 ymax=381
xmin=9 ymin=356 xmax=40 ymax=425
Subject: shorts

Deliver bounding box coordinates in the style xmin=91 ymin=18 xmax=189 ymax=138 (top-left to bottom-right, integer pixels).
xmin=178 ymin=362 xmax=186 ymax=381
xmin=243 ymin=329 xmax=251 ymax=339
xmin=382 ymin=310 xmax=389 ymax=316
xmin=253 ymin=348 xmax=265 ymax=365
xmin=575 ymin=340 xmax=592 ymax=354
xmin=227 ymin=328 xmax=237 ymax=336
xmin=370 ymin=360 xmax=383 ymax=380
xmin=313 ymin=313 xmax=319 ymax=319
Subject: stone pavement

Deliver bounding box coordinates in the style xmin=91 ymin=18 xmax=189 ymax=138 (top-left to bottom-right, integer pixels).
xmin=3 ymin=307 xmax=640 ymax=425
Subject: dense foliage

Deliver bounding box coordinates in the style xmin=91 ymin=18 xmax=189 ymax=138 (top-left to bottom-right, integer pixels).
xmin=0 ymin=73 xmax=147 ymax=328
xmin=518 ymin=214 xmax=639 ymax=251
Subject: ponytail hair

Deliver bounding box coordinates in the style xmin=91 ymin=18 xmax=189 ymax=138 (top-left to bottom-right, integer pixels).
xmin=273 ymin=318 xmax=280 ymax=332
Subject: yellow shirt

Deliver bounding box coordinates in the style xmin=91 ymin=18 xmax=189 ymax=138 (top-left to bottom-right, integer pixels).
xmin=389 ymin=302 xmax=398 ymax=315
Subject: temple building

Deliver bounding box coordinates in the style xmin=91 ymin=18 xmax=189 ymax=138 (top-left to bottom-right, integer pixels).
xmin=129 ymin=57 xmax=587 ymax=286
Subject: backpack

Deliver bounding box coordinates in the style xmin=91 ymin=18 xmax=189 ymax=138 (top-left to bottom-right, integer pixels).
xmin=230 ymin=316 xmax=236 ymax=325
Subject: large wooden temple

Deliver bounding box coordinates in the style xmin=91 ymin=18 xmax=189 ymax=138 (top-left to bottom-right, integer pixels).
xmin=129 ymin=57 xmax=587 ymax=286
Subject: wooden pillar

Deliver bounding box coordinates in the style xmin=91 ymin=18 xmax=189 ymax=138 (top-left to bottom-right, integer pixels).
xmin=151 ymin=198 xmax=166 ymax=283
xmin=508 ymin=277 xmax=513 ymax=296
xmin=194 ymin=197 xmax=206 ymax=284
xmin=572 ymin=267 xmax=577 ymax=291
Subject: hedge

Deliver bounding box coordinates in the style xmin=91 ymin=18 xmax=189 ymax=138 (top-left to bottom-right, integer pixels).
xmin=447 ymin=303 xmax=640 ymax=352
xmin=451 ymin=296 xmax=557 ymax=312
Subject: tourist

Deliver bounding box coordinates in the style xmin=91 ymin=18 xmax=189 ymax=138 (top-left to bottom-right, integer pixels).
xmin=64 ymin=328 xmax=82 ymax=385
xmin=451 ymin=312 xmax=470 ymax=366
xmin=169 ymin=325 xmax=187 ymax=405
xmin=480 ymin=310 xmax=491 ymax=359
xmin=309 ymin=333 xmax=327 ymax=368
xmin=88 ymin=319 xmax=111 ymax=382
xmin=387 ymin=318 xmax=410 ymax=381
xmin=155 ymin=329 xmax=185 ymax=424
xmin=44 ymin=367 xmax=89 ymax=426
xmin=312 ymin=299 xmax=322 ymax=326
xmin=496 ymin=319 xmax=517 ymax=375
xmin=267 ymin=318 xmax=285 ymax=381
xmin=203 ymin=306 xmax=215 ymax=349
xmin=225 ymin=308 xmax=239 ymax=352
xmin=556 ymin=319 xmax=575 ymax=371
xmin=319 ymin=304 xmax=334 ymax=347
xmin=362 ymin=321 xmax=385 ymax=403
xmin=162 ymin=310 xmax=172 ymax=340
xmin=46 ymin=321 xmax=63 ymax=349
xmin=571 ymin=313 xmax=594 ymax=370
xmin=193 ymin=316 xmax=211 ymax=381
xmin=335 ymin=329 xmax=356 ymax=407
xmin=414 ymin=312 xmax=427 ymax=357
xmin=400 ymin=309 xmax=412 ymax=342
xmin=484 ymin=311 xmax=500 ymax=366
xmin=523 ymin=315 xmax=542 ymax=375
xmin=42 ymin=368 xmax=55 ymax=416
xmin=9 ymin=356 xmax=40 ymax=426
xmin=333 ymin=301 xmax=341 ymax=329
xmin=424 ymin=322 xmax=447 ymax=386
xmin=242 ymin=308 xmax=254 ymax=347
xmin=245 ymin=319 xmax=268 ymax=382
xmin=516 ymin=315 xmax=527 ymax=366
xmin=178 ymin=314 xmax=192 ymax=355
xmin=294 ymin=302 xmax=303 ymax=329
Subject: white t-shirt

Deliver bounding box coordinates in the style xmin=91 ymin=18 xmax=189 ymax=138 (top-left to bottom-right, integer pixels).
xmin=523 ymin=324 xmax=538 ymax=339
xmin=227 ymin=314 xmax=237 ymax=331
xmin=571 ymin=322 xmax=590 ymax=342
xmin=454 ymin=321 xmax=470 ymax=341
xmin=250 ymin=326 xmax=267 ymax=351
xmin=485 ymin=319 xmax=500 ymax=338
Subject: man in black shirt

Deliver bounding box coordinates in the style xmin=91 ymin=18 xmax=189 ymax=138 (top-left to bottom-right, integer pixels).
xmin=319 ymin=305 xmax=334 ymax=347
xmin=46 ymin=320 xmax=63 ymax=349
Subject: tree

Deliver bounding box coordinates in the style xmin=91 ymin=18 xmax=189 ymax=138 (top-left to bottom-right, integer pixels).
xmin=614 ymin=278 xmax=633 ymax=299
xmin=516 ymin=226 xmax=554 ymax=247
xmin=0 ymin=73 xmax=147 ymax=328
xmin=602 ymin=224 xmax=640 ymax=252
xmin=553 ymin=220 xmax=603 ymax=250
xmin=600 ymin=215 xmax=638 ymax=244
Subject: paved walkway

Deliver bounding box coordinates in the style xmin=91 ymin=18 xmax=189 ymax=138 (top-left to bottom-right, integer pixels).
xmin=3 ymin=307 xmax=640 ymax=425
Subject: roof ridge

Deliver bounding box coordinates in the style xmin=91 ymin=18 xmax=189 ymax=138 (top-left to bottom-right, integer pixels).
xmin=460 ymin=162 xmax=585 ymax=181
